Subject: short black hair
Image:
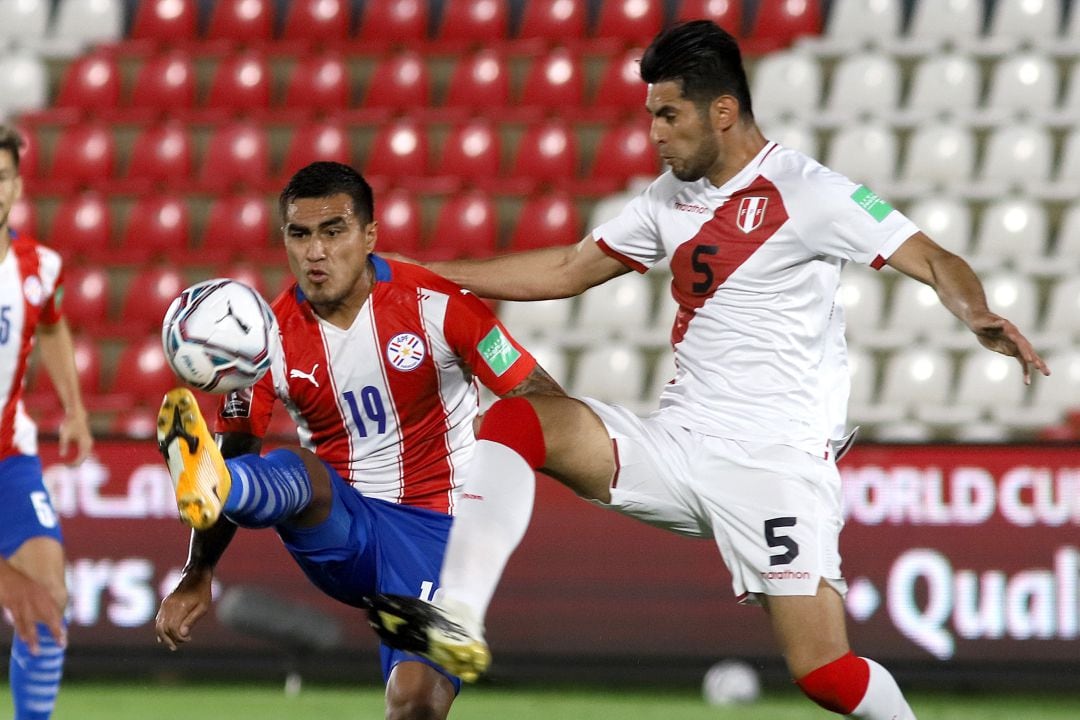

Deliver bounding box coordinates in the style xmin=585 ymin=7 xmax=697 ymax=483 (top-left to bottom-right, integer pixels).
xmin=0 ymin=125 xmax=23 ymax=170
xmin=279 ymin=161 xmax=374 ymax=224
xmin=640 ymin=20 xmax=753 ymax=118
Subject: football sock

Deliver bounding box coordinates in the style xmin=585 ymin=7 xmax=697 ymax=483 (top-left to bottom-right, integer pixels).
xmin=10 ymin=622 xmax=65 ymax=720
xmin=222 ymin=450 xmax=313 ymax=528
xmin=438 ymin=398 xmax=545 ymax=624
xmin=796 ymin=652 xmax=916 ymax=719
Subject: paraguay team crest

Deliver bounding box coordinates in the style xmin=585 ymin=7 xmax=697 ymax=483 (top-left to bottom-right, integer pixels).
xmin=23 ymin=275 xmax=43 ymax=306
xmin=736 ymin=196 xmax=769 ymax=234
xmin=386 ymin=332 xmax=426 ymax=371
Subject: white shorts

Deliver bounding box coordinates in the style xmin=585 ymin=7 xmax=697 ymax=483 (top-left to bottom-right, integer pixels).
xmin=583 ymin=400 xmax=848 ymax=604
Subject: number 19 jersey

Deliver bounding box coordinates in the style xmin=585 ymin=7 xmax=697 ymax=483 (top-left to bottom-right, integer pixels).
xmin=216 ymin=255 xmax=536 ymax=514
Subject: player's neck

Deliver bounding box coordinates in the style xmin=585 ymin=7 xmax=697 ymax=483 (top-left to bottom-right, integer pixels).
xmin=311 ymin=262 xmax=375 ymax=330
xmin=705 ymin=125 xmax=768 ymax=189
xmin=0 ymin=225 xmax=10 ymax=261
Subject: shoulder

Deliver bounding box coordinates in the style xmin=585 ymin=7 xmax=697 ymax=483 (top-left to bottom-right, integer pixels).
xmin=381 ymin=256 xmax=464 ymax=297
xmin=761 ymin=144 xmax=850 ymax=191
xmin=14 ymin=235 xmax=63 ymax=282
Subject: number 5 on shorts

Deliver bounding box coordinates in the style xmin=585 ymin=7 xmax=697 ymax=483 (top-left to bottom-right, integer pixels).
xmin=764 ymin=517 xmax=799 ymax=566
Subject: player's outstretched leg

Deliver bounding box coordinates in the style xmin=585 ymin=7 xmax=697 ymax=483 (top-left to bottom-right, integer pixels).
xmin=157 ymin=388 xmax=231 ymax=530
xmin=367 ymin=594 xmax=490 ymax=683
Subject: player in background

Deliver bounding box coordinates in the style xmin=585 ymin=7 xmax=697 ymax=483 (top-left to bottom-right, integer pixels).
xmin=0 ymin=125 xmax=93 ymax=719
xmin=153 ymin=162 xmax=564 ymax=720
xmin=366 ymin=22 xmax=1050 ymax=720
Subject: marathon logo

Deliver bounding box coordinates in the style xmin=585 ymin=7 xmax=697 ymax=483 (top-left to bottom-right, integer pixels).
xmin=761 ymin=569 xmax=811 ymax=580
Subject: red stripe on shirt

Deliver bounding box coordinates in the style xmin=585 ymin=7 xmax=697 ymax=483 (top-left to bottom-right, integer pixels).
xmin=668 ymin=175 xmax=789 ymax=346
xmin=1 ymin=239 xmax=44 ymax=458
xmin=371 ymin=285 xmax=454 ymax=512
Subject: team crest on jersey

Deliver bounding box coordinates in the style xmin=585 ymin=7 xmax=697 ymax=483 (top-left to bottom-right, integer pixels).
xmin=736 ymin=196 xmax=769 ymax=234
xmin=22 ymin=275 xmax=43 ymax=306
xmin=386 ymin=332 xmax=426 ymax=371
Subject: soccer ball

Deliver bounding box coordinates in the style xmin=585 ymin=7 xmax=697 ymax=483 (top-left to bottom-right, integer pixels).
xmin=161 ymin=278 xmax=277 ymax=394
xmin=702 ymin=659 xmax=761 ymax=706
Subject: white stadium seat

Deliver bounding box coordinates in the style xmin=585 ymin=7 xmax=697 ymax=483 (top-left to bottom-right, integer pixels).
xmin=51 ymin=0 xmax=124 ymax=48
xmin=884 ymin=276 xmax=965 ymax=347
xmin=525 ymin=343 xmax=569 ymax=386
xmin=826 ymin=122 xmax=898 ymax=188
xmin=905 ymin=0 xmax=983 ymax=47
xmin=904 ymin=197 xmax=972 ymax=254
xmin=837 ymin=267 xmax=886 ymax=339
xmin=984 ymin=53 xmax=1059 ymax=118
xmin=899 ymin=123 xmax=976 ymax=191
xmin=497 ymin=298 xmax=575 ymax=343
xmin=971 ymin=197 xmax=1049 ymax=267
xmin=825 ymin=52 xmax=901 ymax=119
xmin=760 ymin=120 xmax=819 ymax=159
xmin=750 ymin=50 xmax=822 ymax=121
xmin=1028 ymin=351 xmax=1080 ymax=421
xmin=878 ymin=347 xmax=953 ymax=417
xmin=1046 ymin=202 xmax=1080 ymax=278
xmin=987 ymin=0 xmax=1063 ymax=46
xmin=823 ymin=0 xmax=904 ymax=49
xmin=1056 ymin=129 xmax=1080 ymax=185
xmin=572 ymin=271 xmax=653 ymax=341
xmin=572 ymin=345 xmax=646 ymax=405
xmin=904 ymin=54 xmax=981 ymax=120
xmin=952 ymin=351 xmax=1027 ymax=421
xmin=978 ymin=125 xmax=1053 ymax=191
xmin=0 ymin=0 xmax=50 ymax=46
xmin=1038 ymin=277 xmax=1080 ymax=347
xmin=0 ymin=53 xmax=48 ymax=115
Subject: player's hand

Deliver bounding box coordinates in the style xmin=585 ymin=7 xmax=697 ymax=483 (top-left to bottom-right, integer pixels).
xmin=0 ymin=562 xmax=66 ymax=654
xmin=155 ymin=570 xmax=213 ymax=651
xmin=58 ymin=409 xmax=93 ymax=466
xmin=969 ymin=311 xmax=1050 ymax=385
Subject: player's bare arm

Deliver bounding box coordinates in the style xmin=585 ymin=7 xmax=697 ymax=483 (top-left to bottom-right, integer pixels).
xmin=155 ymin=432 xmax=258 ymax=650
xmin=427 ymin=236 xmax=630 ymax=301
xmin=500 ymin=364 xmax=566 ymax=399
xmin=886 ymin=231 xmax=1050 ymax=384
xmin=35 ymin=318 xmax=92 ymax=464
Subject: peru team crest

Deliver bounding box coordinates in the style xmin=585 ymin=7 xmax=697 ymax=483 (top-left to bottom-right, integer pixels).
xmin=736 ymin=196 xmax=769 ymax=234
xmin=386 ymin=332 xmax=426 ymax=371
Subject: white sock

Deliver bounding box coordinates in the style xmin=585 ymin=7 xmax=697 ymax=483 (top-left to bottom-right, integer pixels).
xmin=438 ymin=440 xmax=536 ymax=626
xmin=850 ymin=658 xmax=917 ymax=719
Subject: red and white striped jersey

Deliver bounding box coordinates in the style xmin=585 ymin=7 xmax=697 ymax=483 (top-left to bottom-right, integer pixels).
xmin=0 ymin=233 xmax=65 ymax=460
xmin=216 ymin=256 xmax=536 ymax=514
xmin=593 ymin=142 xmax=918 ymax=454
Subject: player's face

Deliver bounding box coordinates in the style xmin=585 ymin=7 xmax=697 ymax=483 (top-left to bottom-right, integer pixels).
xmin=646 ymin=81 xmax=721 ymax=182
xmin=0 ymin=149 xmax=22 ymax=234
xmin=283 ymin=193 xmax=376 ymax=321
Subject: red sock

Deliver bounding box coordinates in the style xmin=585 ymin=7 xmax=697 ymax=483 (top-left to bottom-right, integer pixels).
xmin=477 ymin=397 xmax=546 ymax=469
xmin=796 ymin=652 xmax=870 ymax=714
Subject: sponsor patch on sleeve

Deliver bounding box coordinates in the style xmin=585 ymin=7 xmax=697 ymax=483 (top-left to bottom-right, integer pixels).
xmin=477 ymin=326 xmax=521 ymax=377
xmin=850 ymin=185 xmax=894 ymax=222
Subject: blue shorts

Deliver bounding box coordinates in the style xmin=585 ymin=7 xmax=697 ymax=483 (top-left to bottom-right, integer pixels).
xmin=0 ymin=455 xmax=64 ymax=558
xmin=276 ymin=467 xmax=460 ymax=691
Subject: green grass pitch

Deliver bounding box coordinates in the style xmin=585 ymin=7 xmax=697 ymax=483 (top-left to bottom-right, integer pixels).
xmin=7 ymin=683 xmax=1080 ymax=719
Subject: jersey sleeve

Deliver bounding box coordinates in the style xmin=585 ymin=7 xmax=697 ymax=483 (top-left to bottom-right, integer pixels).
xmin=37 ymin=250 xmax=64 ymax=325
xmin=779 ymin=162 xmax=918 ymax=269
xmin=443 ymin=290 xmax=537 ymax=396
xmin=591 ymin=180 xmax=668 ymax=273
xmin=214 ymin=370 xmax=275 ymax=438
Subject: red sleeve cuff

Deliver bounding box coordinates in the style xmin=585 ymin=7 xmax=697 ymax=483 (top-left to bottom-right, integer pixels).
xmin=595 ymin=237 xmax=648 ymax=274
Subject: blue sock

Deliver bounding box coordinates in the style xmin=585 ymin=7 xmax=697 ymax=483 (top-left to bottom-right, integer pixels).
xmin=10 ymin=622 xmax=65 ymax=720
xmin=223 ymin=450 xmax=314 ymax=528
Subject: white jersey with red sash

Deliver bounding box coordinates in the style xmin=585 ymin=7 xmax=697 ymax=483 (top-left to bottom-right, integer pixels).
xmin=592 ymin=142 xmax=918 ymax=455
xmin=0 ymin=232 xmax=64 ymax=460
xmin=216 ymin=255 xmax=536 ymax=514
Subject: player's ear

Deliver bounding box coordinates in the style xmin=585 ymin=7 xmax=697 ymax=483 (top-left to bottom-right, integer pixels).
xmin=709 ymin=94 xmax=739 ymax=132
xmin=364 ymin=220 xmax=378 ymax=253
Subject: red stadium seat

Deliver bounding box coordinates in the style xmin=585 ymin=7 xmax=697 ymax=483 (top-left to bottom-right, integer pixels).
xmin=11 ymin=125 xmax=38 ymax=183
xmin=592 ymin=47 xmax=646 ymax=110
xmin=508 ymin=192 xmax=581 ymax=250
xmin=49 ymin=123 xmax=116 ymax=189
xmin=199 ymin=122 xmax=270 ymax=191
xmin=280 ymin=120 xmax=352 ymax=182
xmin=283 ymin=53 xmax=350 ymax=110
xmin=444 ymin=49 xmax=510 ymax=110
xmin=437 ymin=0 xmax=510 ymax=42
xmin=746 ymin=0 xmax=822 ymax=54
xmin=437 ymin=118 xmax=501 ymax=181
xmin=357 ymin=0 xmax=428 ymax=45
xmin=594 ymin=0 xmax=664 ymax=44
xmin=112 ymin=334 xmax=177 ymax=404
xmin=429 ymin=190 xmax=498 ymax=259
xmin=55 ymin=53 xmax=120 ymax=111
xmin=206 ymin=0 xmax=275 ymax=43
xmin=126 ymin=121 xmax=193 ymax=188
xmin=363 ymin=52 xmax=430 ymax=110
xmin=32 ymin=334 xmax=103 ymax=397
xmin=518 ymin=0 xmax=587 ymax=41
xmin=512 ymin=119 xmax=579 ymax=185
xmin=119 ymin=194 xmax=191 ymax=263
xmin=130 ymin=0 xmax=199 ymax=43
xmin=589 ymin=119 xmax=658 ymax=185
xmin=282 ymin=0 xmax=351 ymax=43
xmin=222 ymin=261 xmax=267 ymax=296
xmin=677 ymin=0 xmax=743 ymax=36
xmin=206 ymin=52 xmax=271 ymax=112
xmin=520 ymin=47 xmax=584 ymax=109
xmin=9 ymin=198 xmax=36 ymax=237
xmin=130 ymin=51 xmax=196 ymax=111
xmin=119 ymin=267 xmax=186 ymax=337
xmin=50 ymin=192 xmax=111 ymax=262
xmin=111 ymin=405 xmax=159 ymax=440
xmin=375 ymin=188 xmax=423 ymax=255
xmin=365 ymin=117 xmax=430 ymax=181
xmin=61 ymin=265 xmax=111 ymax=335
xmin=200 ymin=192 xmax=274 ymax=262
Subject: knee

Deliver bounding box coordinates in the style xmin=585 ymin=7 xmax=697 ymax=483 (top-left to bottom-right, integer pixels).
xmin=384 ymin=696 xmax=446 ymax=720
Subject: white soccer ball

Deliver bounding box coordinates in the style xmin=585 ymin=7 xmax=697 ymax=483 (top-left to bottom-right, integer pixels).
xmin=161 ymin=278 xmax=277 ymax=394
xmin=702 ymin=659 xmax=761 ymax=706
